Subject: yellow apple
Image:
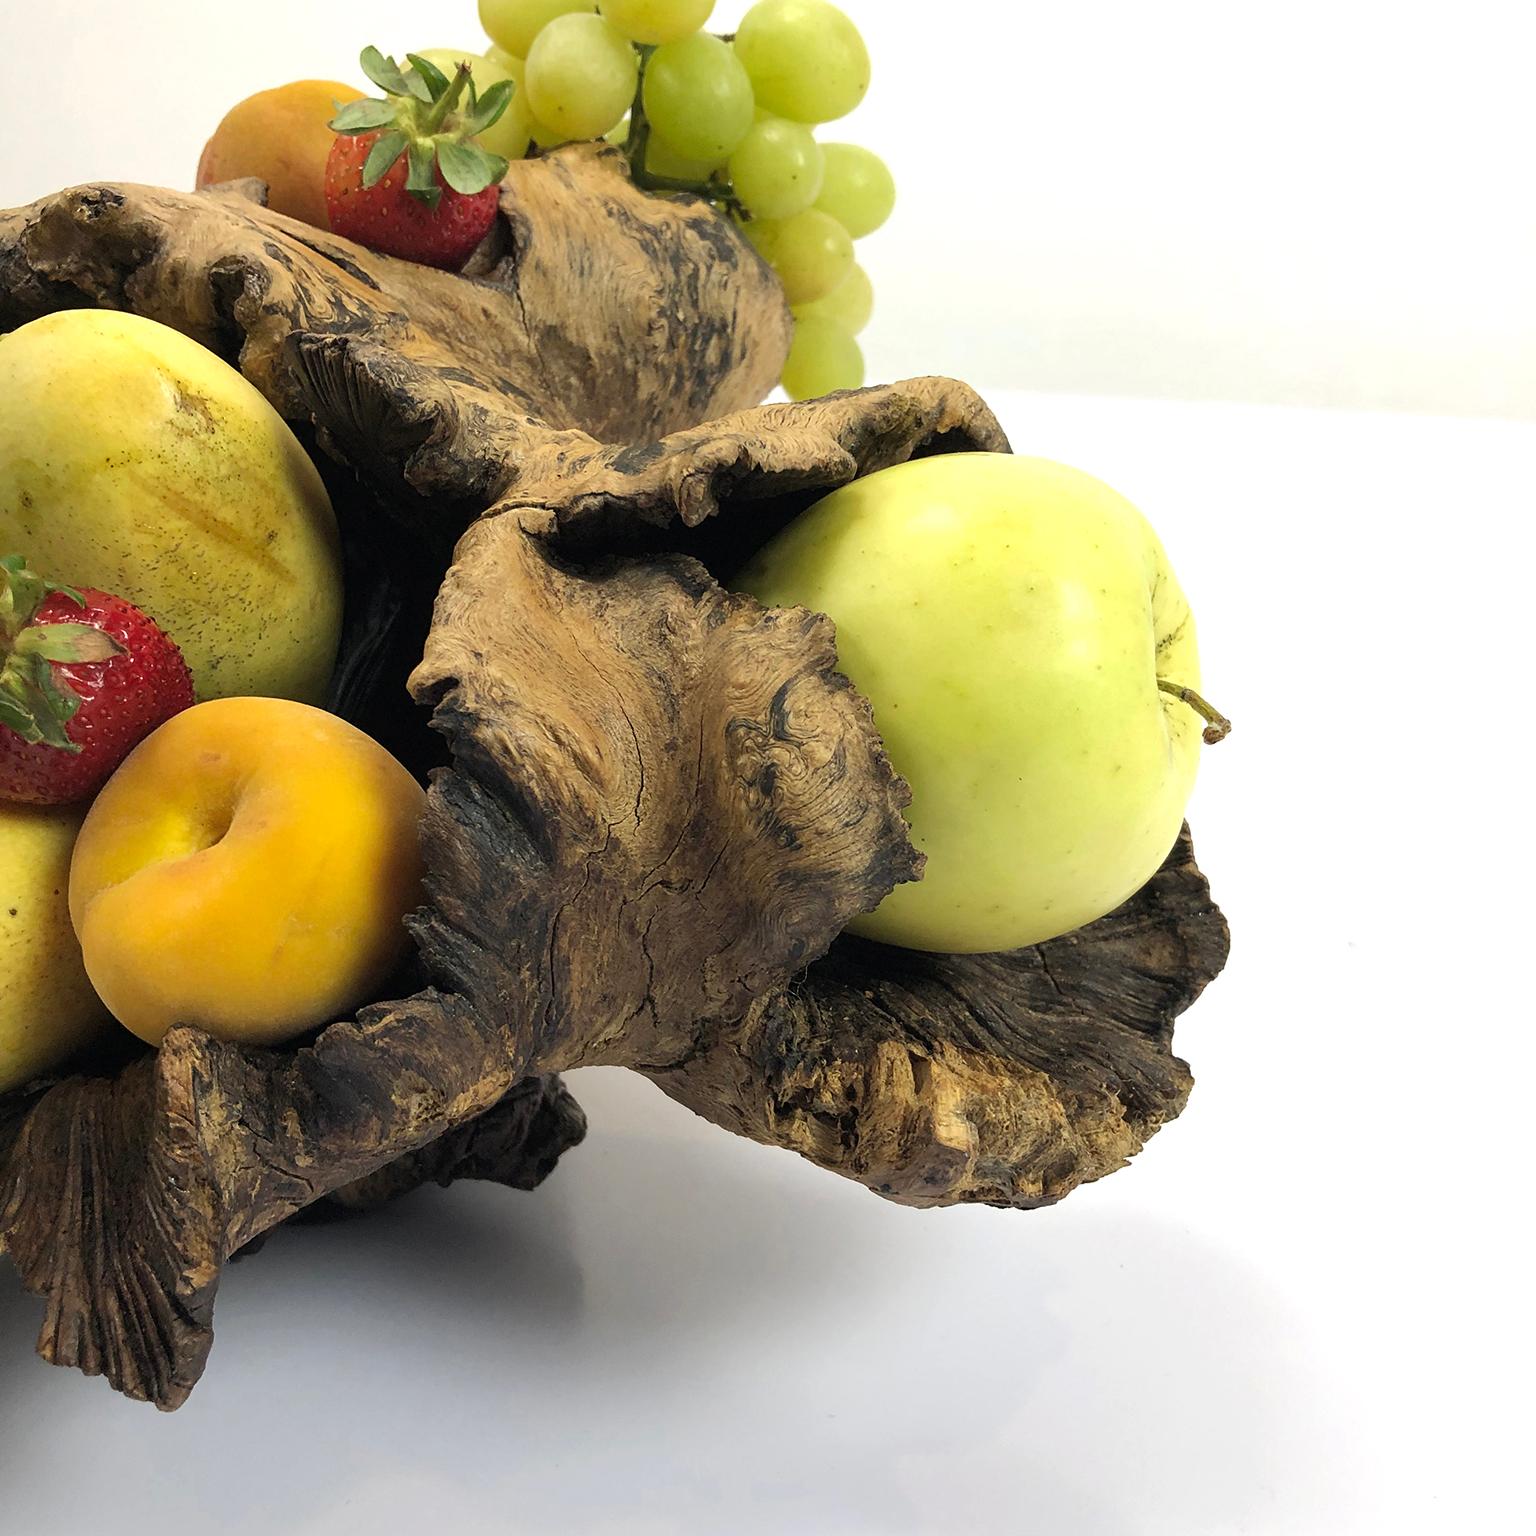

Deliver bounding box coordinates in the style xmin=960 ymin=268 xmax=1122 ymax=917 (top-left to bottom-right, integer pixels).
xmin=70 ymin=698 xmax=426 ymax=1048
xmin=1 ymin=803 xmax=110 ymax=1093
xmin=736 ymin=453 xmax=1224 ymax=953
xmin=0 ymin=309 xmax=343 ymax=705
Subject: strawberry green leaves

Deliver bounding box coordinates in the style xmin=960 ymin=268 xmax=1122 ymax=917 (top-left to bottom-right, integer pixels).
xmin=330 ymin=98 xmax=399 ymax=134
xmin=462 ymin=80 xmax=516 ymax=138
xmin=331 ymin=47 xmax=515 ymax=205
xmin=438 ymin=140 xmax=509 ymax=195
xmin=0 ymin=555 xmax=124 ymax=752
xmin=1 ymin=651 xmax=85 ymax=750
xmin=0 ymin=553 xmax=75 ymax=642
xmin=359 ymin=45 xmax=416 ymax=99
xmin=406 ymin=141 xmax=442 ymax=206
xmin=14 ymin=625 xmax=123 ymax=665
xmin=363 ymin=131 xmax=411 ymax=188
xmin=406 ymin=53 xmax=452 ymax=99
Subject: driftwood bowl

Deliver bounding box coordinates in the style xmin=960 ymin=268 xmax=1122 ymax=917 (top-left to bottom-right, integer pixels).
xmin=0 ymin=145 xmax=1229 ymax=1409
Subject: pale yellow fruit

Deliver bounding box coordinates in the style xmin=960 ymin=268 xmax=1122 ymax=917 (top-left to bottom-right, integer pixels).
xmin=1 ymin=803 xmax=110 ymax=1094
xmin=737 ymin=453 xmax=1213 ymax=954
xmin=0 ymin=309 xmax=343 ymax=704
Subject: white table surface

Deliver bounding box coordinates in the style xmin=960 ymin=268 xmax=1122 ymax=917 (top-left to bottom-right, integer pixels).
xmin=3 ymin=388 xmax=1530 ymax=1534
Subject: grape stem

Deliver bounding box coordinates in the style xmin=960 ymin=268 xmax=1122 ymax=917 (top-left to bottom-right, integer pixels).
xmin=623 ymin=45 xmax=658 ymax=179
xmin=1158 ymin=679 xmax=1232 ymax=745
xmin=624 ymin=42 xmax=748 ymax=218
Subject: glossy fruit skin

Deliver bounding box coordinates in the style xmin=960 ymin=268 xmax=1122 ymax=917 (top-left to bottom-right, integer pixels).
xmin=0 ymin=588 xmax=195 ymax=805
xmin=736 ymin=454 xmax=1207 ymax=953
xmin=733 ymin=0 xmax=869 ymax=124
xmin=814 ymin=142 xmax=895 ymax=238
xmin=524 ymin=13 xmax=639 ymax=138
xmin=480 ymin=0 xmax=596 ymax=59
xmin=780 ymin=315 xmax=863 ymax=399
xmin=325 ymin=130 xmax=503 ymax=269
xmin=0 ymin=311 xmax=343 ymax=707
xmin=793 ymin=260 xmax=873 ymax=334
xmin=642 ymin=32 xmax=755 ymax=163
xmin=196 ymin=80 xmax=364 ymax=228
xmin=745 ymin=208 xmax=853 ymax=304
xmin=0 ymin=803 xmax=110 ymax=1095
xmin=728 ymin=115 xmax=823 ymax=219
xmin=598 ymin=0 xmax=714 ymax=46
xmin=70 ymin=698 xmax=427 ymax=1048
xmin=643 ymin=130 xmax=721 ymax=179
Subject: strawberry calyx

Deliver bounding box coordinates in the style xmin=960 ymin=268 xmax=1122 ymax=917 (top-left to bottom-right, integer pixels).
xmin=0 ymin=554 xmax=124 ymax=753
xmin=330 ymin=46 xmax=514 ymax=209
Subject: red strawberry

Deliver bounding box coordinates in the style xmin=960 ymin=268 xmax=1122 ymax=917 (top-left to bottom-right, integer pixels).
xmin=0 ymin=555 xmax=195 ymax=806
xmin=324 ymin=47 xmax=514 ymax=270
xmin=326 ymin=133 xmax=503 ymax=270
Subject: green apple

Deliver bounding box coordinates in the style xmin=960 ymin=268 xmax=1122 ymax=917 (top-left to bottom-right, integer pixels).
xmin=735 ymin=453 xmax=1225 ymax=953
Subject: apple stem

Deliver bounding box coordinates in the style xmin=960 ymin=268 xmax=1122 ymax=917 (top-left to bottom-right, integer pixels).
xmin=1158 ymin=680 xmax=1232 ymax=745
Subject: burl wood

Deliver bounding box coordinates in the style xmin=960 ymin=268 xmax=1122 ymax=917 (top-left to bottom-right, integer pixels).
xmin=0 ymin=146 xmax=1228 ymax=1408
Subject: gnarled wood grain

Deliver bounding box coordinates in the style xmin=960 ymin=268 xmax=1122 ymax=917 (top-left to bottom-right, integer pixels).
xmin=0 ymin=145 xmax=788 ymax=446
xmin=0 ymin=161 xmax=1227 ymax=1408
xmin=649 ymin=829 xmax=1225 ymax=1207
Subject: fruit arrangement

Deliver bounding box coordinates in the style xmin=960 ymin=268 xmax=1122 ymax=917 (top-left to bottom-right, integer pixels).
xmin=511 ymin=0 xmax=891 ymax=397
xmin=0 ymin=309 xmax=423 ymax=1094
xmin=196 ymin=0 xmax=890 ymax=398
xmin=0 ymin=1 xmax=1227 ymax=1410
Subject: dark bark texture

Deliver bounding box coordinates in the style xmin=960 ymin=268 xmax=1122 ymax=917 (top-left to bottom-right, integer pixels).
xmin=0 ymin=150 xmax=1228 ymax=1408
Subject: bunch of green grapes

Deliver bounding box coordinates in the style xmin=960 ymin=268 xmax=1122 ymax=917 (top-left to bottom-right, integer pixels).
xmin=460 ymin=0 xmax=892 ymax=400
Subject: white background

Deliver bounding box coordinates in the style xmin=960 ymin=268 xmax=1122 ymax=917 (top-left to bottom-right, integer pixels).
xmin=2 ymin=0 xmax=1532 ymax=417
xmin=3 ymin=2 xmax=1535 ymax=1533
xmin=5 ymin=390 xmax=1533 ymax=1533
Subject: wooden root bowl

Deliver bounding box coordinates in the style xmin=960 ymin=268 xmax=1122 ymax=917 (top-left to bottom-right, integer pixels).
xmin=0 ymin=146 xmax=1229 ymax=1409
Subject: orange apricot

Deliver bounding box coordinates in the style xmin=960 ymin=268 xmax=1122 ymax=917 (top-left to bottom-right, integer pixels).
xmin=196 ymin=80 xmax=363 ymax=229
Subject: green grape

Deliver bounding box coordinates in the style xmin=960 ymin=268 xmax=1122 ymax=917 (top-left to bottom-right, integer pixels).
xmin=530 ymin=114 xmax=575 ymax=147
xmin=746 ymin=209 xmax=853 ymax=304
xmin=733 ymin=0 xmax=869 ymax=125
xmin=602 ymin=114 xmax=718 ymax=181
xmin=501 ymin=57 xmax=547 ymax=151
xmin=642 ymin=33 xmax=755 ymax=163
xmin=814 ymin=144 xmax=895 ymax=239
xmin=646 ymin=131 xmax=722 ymax=181
xmin=478 ymin=48 xmax=566 ymax=149
xmin=727 ymin=116 xmax=823 ymax=219
xmin=792 ymin=261 xmax=872 ymax=335
xmin=479 ymin=0 xmax=596 ymax=60
xmin=598 ymin=0 xmax=714 ymax=45
xmin=413 ymin=49 xmax=532 ymax=161
xmin=781 ymin=316 xmax=864 ymax=400
xmin=526 ymin=13 xmax=639 ymax=138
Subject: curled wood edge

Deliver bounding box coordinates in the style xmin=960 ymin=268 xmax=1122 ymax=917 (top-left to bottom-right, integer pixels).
xmin=0 ymin=168 xmax=1228 ymax=1408
xmin=649 ymin=827 xmax=1226 ymax=1209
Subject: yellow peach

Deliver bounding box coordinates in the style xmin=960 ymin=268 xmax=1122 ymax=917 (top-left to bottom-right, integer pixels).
xmin=196 ymin=80 xmax=364 ymax=229
xmin=1 ymin=803 xmax=111 ymax=1094
xmin=69 ymin=698 xmax=426 ymax=1048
